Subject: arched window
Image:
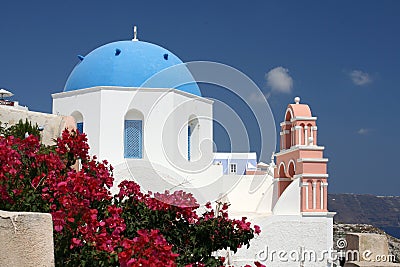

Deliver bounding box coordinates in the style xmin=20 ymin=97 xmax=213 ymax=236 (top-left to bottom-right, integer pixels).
xmin=188 ymin=116 xmax=199 ymax=161
xmin=288 ymin=160 xmax=295 ymax=177
xmin=71 ymin=111 xmax=84 ymax=133
xmin=307 ymin=123 xmax=313 ymax=145
xmin=317 ymin=180 xmax=322 ymax=210
xmin=188 ymin=124 xmax=191 ymax=161
xmin=284 ymin=109 xmax=293 ymax=122
xmin=124 ymin=109 xmax=144 ymax=159
xmin=308 ymin=180 xmax=314 ymax=210
xmin=278 ymin=162 xmax=287 ymax=178
xmin=300 ymin=123 xmax=305 ymax=145
xmin=284 ymin=109 xmax=293 ymax=149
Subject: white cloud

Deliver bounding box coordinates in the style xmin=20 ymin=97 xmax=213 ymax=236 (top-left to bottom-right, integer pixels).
xmin=349 ymin=70 xmax=372 ymax=86
xmin=265 ymin=67 xmax=293 ymax=93
xmin=247 ymin=92 xmax=271 ymax=103
xmin=357 ymin=128 xmax=371 ymax=135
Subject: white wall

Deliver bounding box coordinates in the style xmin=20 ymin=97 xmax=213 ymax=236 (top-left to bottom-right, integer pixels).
xmin=272 ymin=177 xmax=301 ymax=215
xmin=53 ymin=88 xmax=102 ymax=156
xmin=52 ymin=86 xmax=218 ymax=185
xmin=225 ymin=174 xmax=274 ymax=214
xmin=221 ymin=168 xmax=334 ymax=267
xmin=230 ymin=214 xmax=335 ymax=267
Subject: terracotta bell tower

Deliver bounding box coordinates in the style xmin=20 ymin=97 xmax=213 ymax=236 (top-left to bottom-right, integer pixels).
xmin=274 ymin=97 xmax=328 ymax=212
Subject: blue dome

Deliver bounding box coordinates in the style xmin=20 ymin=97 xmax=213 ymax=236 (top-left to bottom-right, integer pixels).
xmin=64 ymin=40 xmax=201 ymax=96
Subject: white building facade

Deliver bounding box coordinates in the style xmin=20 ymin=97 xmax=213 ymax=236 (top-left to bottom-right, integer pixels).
xmin=52 ymin=37 xmax=335 ymax=266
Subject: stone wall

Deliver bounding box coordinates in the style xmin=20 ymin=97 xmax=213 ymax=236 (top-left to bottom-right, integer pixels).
xmin=334 ymin=223 xmax=400 ymax=263
xmin=0 ymin=210 xmax=54 ymax=267
xmin=0 ymin=105 xmax=75 ymax=145
xmin=344 ymin=233 xmax=400 ymax=267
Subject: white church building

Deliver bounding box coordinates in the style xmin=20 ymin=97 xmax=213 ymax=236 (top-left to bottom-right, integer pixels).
xmin=50 ymin=32 xmax=335 ymax=266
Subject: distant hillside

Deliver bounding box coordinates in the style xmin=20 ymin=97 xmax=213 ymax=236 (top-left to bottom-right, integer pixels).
xmin=328 ymin=194 xmax=400 ymax=238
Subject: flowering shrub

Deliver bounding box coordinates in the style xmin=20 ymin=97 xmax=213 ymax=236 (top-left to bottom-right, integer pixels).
xmin=0 ymin=119 xmax=41 ymax=139
xmin=0 ymin=126 xmax=262 ymax=266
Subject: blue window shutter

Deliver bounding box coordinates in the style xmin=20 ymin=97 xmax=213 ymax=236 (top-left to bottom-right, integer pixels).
xmin=77 ymin=122 xmax=83 ymax=133
xmin=188 ymin=125 xmax=191 ymax=161
xmin=124 ymin=120 xmax=143 ymax=158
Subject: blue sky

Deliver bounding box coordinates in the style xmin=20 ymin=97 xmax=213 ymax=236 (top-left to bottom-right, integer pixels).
xmin=1 ymin=1 xmax=399 ymax=195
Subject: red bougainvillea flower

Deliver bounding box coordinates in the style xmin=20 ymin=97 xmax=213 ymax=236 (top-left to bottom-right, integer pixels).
xmin=0 ymin=129 xmax=261 ymax=266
